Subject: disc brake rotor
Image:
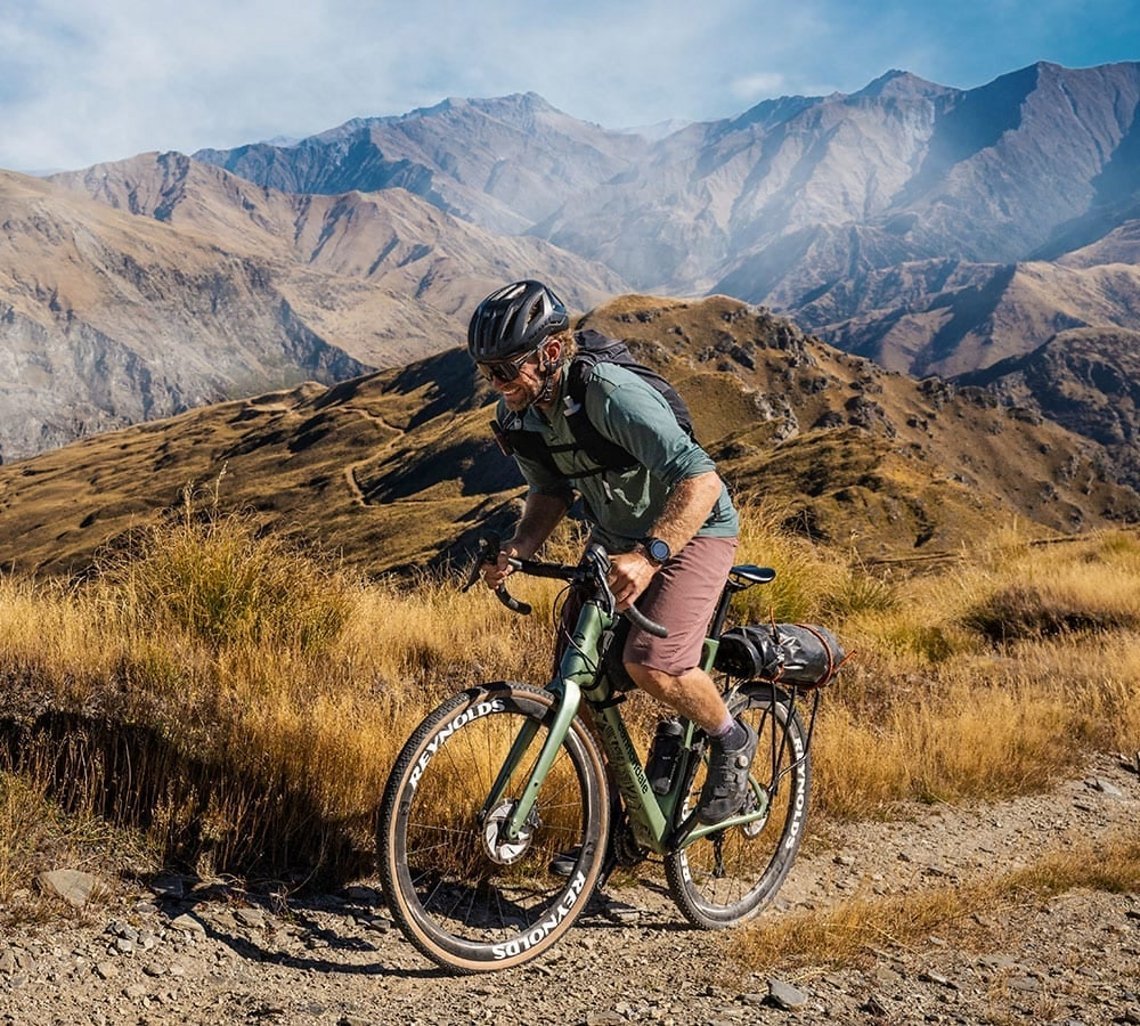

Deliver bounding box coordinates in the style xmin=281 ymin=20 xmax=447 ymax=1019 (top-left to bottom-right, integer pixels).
xmin=482 ymin=800 xmax=539 ymax=865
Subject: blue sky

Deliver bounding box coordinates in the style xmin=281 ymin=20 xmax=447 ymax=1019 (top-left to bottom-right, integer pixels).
xmin=2 ymin=0 xmax=1138 ymax=172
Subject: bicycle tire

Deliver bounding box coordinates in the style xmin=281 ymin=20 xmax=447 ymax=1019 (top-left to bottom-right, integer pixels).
xmin=378 ymin=682 xmax=609 ymax=972
xmin=664 ymin=684 xmax=811 ymax=929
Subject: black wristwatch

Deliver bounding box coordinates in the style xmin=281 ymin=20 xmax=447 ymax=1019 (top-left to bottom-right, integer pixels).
xmin=642 ymin=536 xmax=671 ymax=566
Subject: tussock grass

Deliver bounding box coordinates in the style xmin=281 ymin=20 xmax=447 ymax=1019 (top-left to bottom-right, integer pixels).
xmin=0 ymin=770 xmax=158 ymax=919
xmin=733 ymin=832 xmax=1140 ymax=972
xmin=0 ymin=487 xmax=568 ymax=888
xmin=961 ymin=575 xmax=1140 ymax=642
xmin=812 ymin=525 xmax=1140 ymax=817
xmin=1 ymin=490 xmax=1138 ymax=890
xmin=97 ymin=487 xmax=355 ymax=653
xmin=731 ymin=500 xmax=851 ymax=623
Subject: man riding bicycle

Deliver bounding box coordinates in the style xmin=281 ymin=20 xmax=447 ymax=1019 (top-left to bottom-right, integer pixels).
xmin=469 ymin=279 xmax=757 ymax=824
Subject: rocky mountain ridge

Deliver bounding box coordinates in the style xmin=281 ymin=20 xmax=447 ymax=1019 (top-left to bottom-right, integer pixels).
xmin=194 ymin=93 xmax=650 ymax=237
xmin=0 ymin=295 xmax=1133 ymax=579
xmin=957 ymin=326 xmax=1140 ymax=491
xmin=0 ymin=157 xmax=623 ymax=461
xmin=195 ymin=62 xmax=1140 ymax=378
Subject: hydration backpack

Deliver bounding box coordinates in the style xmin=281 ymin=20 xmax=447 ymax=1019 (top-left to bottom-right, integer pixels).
xmin=492 ymin=329 xmax=696 ymax=479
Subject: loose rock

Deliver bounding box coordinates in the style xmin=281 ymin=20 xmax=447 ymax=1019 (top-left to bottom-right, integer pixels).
xmin=36 ymin=869 xmax=106 ymax=909
xmin=767 ymin=978 xmax=809 ymax=1010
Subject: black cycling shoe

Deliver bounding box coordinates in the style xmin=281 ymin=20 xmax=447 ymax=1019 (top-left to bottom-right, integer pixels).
xmin=696 ymin=719 xmax=758 ymax=824
xmin=548 ymin=845 xmax=582 ymax=877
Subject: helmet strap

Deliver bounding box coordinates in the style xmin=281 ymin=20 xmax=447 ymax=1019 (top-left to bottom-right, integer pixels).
xmin=534 ymin=350 xmax=562 ymax=405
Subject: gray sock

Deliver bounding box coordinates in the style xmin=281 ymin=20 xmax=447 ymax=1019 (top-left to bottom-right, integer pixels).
xmin=712 ymin=719 xmax=747 ymax=750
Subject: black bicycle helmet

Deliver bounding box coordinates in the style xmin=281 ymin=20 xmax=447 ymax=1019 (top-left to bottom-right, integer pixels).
xmin=467 ymin=280 xmax=570 ymax=361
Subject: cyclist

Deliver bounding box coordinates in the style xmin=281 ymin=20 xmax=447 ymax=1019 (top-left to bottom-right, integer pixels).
xmin=469 ymin=279 xmax=756 ymax=824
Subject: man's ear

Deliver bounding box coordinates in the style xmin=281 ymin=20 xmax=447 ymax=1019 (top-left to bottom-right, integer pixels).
xmin=542 ymin=336 xmax=563 ymax=367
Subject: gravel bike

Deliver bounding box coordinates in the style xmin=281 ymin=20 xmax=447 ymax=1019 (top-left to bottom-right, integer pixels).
xmin=378 ymin=538 xmax=829 ymax=973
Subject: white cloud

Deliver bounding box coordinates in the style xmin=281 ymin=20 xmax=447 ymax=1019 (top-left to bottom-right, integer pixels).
xmin=0 ymin=0 xmax=1137 ymax=172
xmin=730 ymin=72 xmax=788 ymax=102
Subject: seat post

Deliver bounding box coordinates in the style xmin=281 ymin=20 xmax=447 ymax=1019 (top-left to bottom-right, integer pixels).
xmin=708 ymin=577 xmax=743 ymax=641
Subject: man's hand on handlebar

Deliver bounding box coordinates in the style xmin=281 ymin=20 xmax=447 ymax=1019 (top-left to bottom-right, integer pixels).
xmin=607 ymin=549 xmax=657 ymax=611
xmin=465 ymin=533 xmax=669 ymax=637
xmin=481 ymin=541 xmax=520 ymax=590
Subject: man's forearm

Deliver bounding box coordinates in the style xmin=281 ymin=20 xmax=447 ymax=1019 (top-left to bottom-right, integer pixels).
xmin=510 ymin=492 xmax=571 ymax=557
xmin=650 ymin=472 xmax=724 ymax=554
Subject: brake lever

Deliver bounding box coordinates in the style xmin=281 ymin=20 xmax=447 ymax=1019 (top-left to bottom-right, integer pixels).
xmin=584 ymin=544 xmax=669 ymax=638
xmin=461 ymin=531 xmax=501 ymax=593
xmin=461 ymin=531 xmax=532 ymax=615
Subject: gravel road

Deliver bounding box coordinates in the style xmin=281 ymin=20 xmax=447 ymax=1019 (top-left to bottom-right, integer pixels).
xmin=2 ymin=755 xmax=1137 ymax=1026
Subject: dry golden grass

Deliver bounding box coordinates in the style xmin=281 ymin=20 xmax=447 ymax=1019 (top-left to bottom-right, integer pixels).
xmin=0 ymin=770 xmax=159 ymax=921
xmin=1 ymin=492 xmax=1138 ymax=890
xmin=733 ymin=831 xmax=1140 ymax=972
xmin=812 ymin=525 xmax=1140 ymax=817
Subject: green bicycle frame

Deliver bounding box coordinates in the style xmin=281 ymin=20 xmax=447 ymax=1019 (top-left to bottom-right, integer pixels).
xmin=480 ymin=598 xmax=771 ymax=852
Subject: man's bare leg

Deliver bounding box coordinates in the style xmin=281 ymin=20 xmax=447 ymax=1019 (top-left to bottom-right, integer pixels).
xmin=624 ymin=660 xmax=758 ymax=824
xmin=623 ymin=662 xmax=729 ymax=733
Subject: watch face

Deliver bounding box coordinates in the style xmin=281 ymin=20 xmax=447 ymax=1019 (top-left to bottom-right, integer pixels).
xmin=647 ymin=538 xmax=670 ymax=564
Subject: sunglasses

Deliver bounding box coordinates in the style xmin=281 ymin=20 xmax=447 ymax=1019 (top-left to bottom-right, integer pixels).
xmin=476 ymin=346 xmax=540 ymax=383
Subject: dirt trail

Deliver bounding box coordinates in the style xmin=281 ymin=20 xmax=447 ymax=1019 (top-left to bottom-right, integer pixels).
xmin=2 ymin=754 xmax=1137 ymax=1026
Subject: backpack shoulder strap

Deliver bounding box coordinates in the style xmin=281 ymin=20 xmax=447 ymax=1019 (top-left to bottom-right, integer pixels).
xmin=491 ymin=409 xmax=562 ymax=478
xmin=563 ymin=355 xmax=640 ymax=471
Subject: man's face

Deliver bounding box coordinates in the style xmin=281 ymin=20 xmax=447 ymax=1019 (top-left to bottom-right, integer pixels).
xmin=479 ymin=339 xmax=560 ymax=412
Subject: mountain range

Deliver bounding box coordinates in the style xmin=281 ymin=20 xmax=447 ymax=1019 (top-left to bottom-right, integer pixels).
xmin=0 ymin=156 xmax=621 ymax=461
xmin=198 ymin=60 xmax=1140 ymax=379
xmin=0 ymin=59 xmax=1138 ymax=530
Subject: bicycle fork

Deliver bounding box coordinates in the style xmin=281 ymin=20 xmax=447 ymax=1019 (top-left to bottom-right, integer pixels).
xmin=476 ymin=681 xmax=582 ymax=844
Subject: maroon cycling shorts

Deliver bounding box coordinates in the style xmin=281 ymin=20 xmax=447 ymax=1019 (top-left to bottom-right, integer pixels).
xmin=622 ymin=535 xmax=738 ymax=675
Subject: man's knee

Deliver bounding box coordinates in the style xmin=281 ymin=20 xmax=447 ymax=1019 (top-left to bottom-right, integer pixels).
xmin=624 ymin=661 xmax=678 ymax=694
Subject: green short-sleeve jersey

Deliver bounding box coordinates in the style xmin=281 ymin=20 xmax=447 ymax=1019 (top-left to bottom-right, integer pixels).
xmin=499 ymin=362 xmax=739 ymax=551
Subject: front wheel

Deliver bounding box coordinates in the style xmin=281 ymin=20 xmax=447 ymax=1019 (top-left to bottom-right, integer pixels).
xmin=378 ymin=683 xmax=609 ymax=972
xmin=664 ymin=684 xmax=811 ymax=929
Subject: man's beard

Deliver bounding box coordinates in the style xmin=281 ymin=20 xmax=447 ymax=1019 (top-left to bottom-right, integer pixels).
xmin=501 ymin=384 xmax=538 ymax=412
xmin=501 ymin=362 xmax=558 ymax=411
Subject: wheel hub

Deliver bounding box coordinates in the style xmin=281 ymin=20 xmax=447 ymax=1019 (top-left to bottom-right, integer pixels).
xmin=482 ymin=800 xmax=538 ymax=865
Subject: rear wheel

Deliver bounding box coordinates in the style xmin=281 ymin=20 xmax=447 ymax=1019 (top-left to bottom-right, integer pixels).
xmin=378 ymin=683 xmax=609 ymax=972
xmin=664 ymin=684 xmax=811 ymax=929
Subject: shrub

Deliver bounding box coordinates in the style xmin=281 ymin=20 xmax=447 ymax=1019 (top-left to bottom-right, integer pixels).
xmin=960 ymin=581 xmax=1140 ymax=643
xmin=98 ymin=486 xmax=353 ymax=654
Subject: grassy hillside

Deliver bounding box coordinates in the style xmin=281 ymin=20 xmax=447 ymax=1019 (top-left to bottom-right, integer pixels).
xmin=2 ymin=494 xmax=1138 ymax=898
xmin=1 ymin=295 xmax=1135 ymax=581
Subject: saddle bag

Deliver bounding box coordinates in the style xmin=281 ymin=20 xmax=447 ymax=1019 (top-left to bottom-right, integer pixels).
xmin=715 ymin=623 xmax=845 ymax=689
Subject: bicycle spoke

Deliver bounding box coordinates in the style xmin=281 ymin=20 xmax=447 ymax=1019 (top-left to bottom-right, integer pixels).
xmin=379 ymin=685 xmax=608 ymax=968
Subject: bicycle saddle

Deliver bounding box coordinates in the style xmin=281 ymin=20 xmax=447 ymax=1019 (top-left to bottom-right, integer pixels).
xmin=728 ymin=564 xmax=776 ymax=589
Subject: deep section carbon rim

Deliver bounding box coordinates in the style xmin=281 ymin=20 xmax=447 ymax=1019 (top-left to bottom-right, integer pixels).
xmin=379 ymin=684 xmax=607 ymax=971
xmin=664 ymin=686 xmax=811 ymax=928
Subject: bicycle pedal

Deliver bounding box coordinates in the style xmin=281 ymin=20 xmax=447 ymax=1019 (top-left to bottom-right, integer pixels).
xmin=548 ymin=846 xmax=582 ymax=877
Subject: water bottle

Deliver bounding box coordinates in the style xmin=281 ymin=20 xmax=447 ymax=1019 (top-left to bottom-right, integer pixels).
xmin=645 ymin=718 xmax=685 ymax=796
